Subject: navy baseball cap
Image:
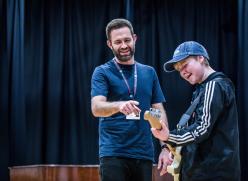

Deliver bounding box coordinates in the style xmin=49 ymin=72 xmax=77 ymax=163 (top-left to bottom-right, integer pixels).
xmin=163 ymin=41 xmax=210 ymax=72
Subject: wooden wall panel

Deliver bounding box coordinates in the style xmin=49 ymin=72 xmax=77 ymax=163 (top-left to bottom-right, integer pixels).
xmin=9 ymin=165 xmax=173 ymax=181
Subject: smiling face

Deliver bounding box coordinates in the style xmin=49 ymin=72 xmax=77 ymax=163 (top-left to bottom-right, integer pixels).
xmin=107 ymin=27 xmax=137 ymax=64
xmin=174 ymin=56 xmax=206 ymax=84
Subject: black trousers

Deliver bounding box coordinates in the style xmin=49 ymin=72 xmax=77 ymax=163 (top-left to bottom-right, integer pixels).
xmin=99 ymin=156 xmax=153 ymax=181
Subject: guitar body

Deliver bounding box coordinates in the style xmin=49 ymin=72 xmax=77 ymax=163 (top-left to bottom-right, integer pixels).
xmin=144 ymin=108 xmax=182 ymax=181
xmin=166 ymin=145 xmax=182 ymax=181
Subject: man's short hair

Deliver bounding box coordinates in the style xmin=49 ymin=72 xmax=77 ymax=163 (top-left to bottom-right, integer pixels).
xmin=106 ymin=18 xmax=134 ymax=40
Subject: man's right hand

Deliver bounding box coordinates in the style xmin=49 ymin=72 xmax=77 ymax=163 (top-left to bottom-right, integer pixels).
xmin=91 ymin=96 xmax=141 ymax=117
xmin=119 ymin=100 xmax=141 ymax=115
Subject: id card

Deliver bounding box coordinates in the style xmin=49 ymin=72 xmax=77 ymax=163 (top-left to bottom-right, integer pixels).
xmin=126 ymin=112 xmax=140 ymax=120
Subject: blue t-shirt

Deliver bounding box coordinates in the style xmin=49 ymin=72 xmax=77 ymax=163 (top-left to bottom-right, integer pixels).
xmin=91 ymin=59 xmax=165 ymax=161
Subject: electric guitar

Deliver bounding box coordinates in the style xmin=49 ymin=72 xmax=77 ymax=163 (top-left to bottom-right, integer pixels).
xmin=144 ymin=108 xmax=181 ymax=181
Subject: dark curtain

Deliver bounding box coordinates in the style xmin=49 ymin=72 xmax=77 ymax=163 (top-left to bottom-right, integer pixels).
xmin=133 ymin=0 xmax=238 ymax=128
xmin=1 ymin=0 xmax=247 ymax=180
xmin=11 ymin=0 xmax=125 ymax=164
xmin=7 ymin=0 xmax=26 ymax=166
xmin=0 ymin=0 xmax=8 ymax=180
xmin=132 ymin=0 xmax=238 ymax=162
xmin=238 ymin=0 xmax=248 ymax=180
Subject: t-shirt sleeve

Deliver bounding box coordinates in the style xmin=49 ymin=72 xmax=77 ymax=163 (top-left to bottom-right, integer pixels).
xmin=151 ymin=68 xmax=166 ymax=104
xmin=91 ymin=66 xmax=108 ymax=97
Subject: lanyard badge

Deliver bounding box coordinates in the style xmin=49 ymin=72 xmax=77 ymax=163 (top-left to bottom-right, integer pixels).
xmin=113 ymin=59 xmax=137 ymax=99
xmin=113 ymin=59 xmax=140 ymax=120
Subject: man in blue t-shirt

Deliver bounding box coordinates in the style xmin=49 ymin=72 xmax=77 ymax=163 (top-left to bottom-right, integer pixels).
xmin=91 ymin=18 xmax=172 ymax=181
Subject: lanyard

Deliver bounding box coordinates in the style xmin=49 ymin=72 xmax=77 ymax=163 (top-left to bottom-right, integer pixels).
xmin=113 ymin=59 xmax=137 ymax=99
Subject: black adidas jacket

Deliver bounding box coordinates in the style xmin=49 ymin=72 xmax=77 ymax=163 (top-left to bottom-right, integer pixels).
xmin=167 ymin=72 xmax=240 ymax=181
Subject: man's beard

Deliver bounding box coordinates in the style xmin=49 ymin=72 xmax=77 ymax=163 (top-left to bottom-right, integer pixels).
xmin=112 ymin=47 xmax=135 ymax=62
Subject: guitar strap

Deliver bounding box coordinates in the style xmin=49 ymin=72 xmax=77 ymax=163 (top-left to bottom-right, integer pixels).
xmin=176 ymin=91 xmax=202 ymax=130
xmin=177 ymin=77 xmax=223 ymax=130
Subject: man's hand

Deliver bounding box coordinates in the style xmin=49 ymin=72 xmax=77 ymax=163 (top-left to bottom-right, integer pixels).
xmin=119 ymin=100 xmax=141 ymax=115
xmin=151 ymin=120 xmax=169 ymax=141
xmin=91 ymin=96 xmax=141 ymax=117
xmin=157 ymin=148 xmax=173 ymax=176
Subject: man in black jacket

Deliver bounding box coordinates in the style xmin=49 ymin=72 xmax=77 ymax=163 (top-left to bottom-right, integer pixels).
xmin=152 ymin=41 xmax=240 ymax=181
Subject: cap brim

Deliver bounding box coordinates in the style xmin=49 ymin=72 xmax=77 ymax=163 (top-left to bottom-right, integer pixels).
xmin=163 ymin=54 xmax=189 ymax=72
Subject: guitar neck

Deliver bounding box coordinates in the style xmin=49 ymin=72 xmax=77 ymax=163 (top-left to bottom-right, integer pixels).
xmin=144 ymin=110 xmax=162 ymax=130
